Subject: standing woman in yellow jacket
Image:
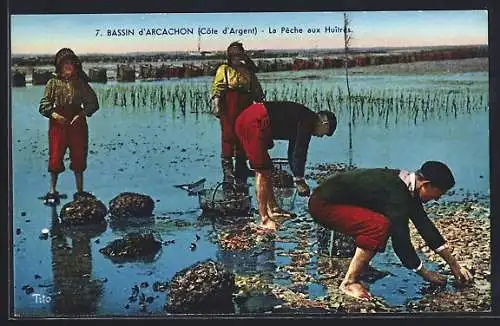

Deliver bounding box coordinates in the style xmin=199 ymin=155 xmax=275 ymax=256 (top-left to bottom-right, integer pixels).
xmin=211 ymin=41 xmax=264 ymax=187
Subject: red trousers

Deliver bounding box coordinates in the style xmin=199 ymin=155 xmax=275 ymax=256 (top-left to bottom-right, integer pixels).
xmin=48 ymin=117 xmax=88 ymax=173
xmin=219 ymin=90 xmax=252 ymax=158
xmin=308 ymin=193 xmax=390 ymax=252
xmin=235 ymin=103 xmax=273 ymax=171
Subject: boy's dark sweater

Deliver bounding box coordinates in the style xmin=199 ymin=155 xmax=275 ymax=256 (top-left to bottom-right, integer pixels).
xmin=264 ymin=101 xmax=317 ymax=178
xmin=314 ymin=168 xmax=446 ymax=270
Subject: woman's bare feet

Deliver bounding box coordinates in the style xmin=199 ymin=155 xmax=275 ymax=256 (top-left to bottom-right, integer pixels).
xmin=339 ymin=281 xmax=372 ymax=300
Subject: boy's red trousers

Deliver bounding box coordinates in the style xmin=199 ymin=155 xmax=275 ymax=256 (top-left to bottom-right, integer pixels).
xmin=235 ymin=103 xmax=273 ymax=171
xmin=308 ymin=192 xmax=391 ymax=252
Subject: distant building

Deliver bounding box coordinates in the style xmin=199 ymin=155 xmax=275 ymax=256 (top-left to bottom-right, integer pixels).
xmin=116 ymin=64 xmax=135 ymax=82
xmin=12 ymin=70 xmax=26 ymax=87
xmin=188 ymin=51 xmax=216 ymax=57
xmin=32 ymin=69 xmax=53 ymax=85
xmin=88 ymin=68 xmax=108 ymax=83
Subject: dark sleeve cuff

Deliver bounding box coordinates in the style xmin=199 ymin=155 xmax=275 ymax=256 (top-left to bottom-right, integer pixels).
xmin=39 ymin=104 xmax=55 ymax=118
xmin=411 ymin=261 xmax=423 ymax=272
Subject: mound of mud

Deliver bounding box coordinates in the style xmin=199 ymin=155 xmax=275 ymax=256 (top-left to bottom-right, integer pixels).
xmin=109 ymin=192 xmax=154 ymax=218
xmin=99 ymin=232 xmax=162 ymax=262
xmin=165 ymin=259 xmax=236 ymax=313
xmin=59 ymin=197 xmax=108 ymax=225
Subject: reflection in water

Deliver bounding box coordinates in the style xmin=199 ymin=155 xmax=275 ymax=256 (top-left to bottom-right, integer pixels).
xmin=217 ymin=237 xmax=280 ymax=314
xmin=217 ymin=240 xmax=277 ymax=282
xmin=108 ymin=216 xmax=155 ymax=234
xmin=286 ymin=228 xmax=314 ymax=294
xmin=49 ymin=205 xmax=106 ymax=316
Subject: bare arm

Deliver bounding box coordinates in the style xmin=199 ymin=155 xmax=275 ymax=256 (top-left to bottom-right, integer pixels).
xmin=436 ymin=246 xmax=473 ymax=285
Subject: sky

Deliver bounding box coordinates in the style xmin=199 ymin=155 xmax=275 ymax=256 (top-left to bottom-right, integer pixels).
xmin=10 ymin=11 xmax=488 ymax=55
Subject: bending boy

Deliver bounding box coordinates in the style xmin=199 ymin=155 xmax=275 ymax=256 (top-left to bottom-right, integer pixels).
xmin=308 ymin=161 xmax=473 ymax=299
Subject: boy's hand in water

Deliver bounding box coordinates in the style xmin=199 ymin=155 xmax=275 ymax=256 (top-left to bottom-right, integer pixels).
xmin=451 ymin=265 xmax=474 ymax=286
xmin=417 ymin=267 xmax=448 ymax=285
xmin=294 ymin=179 xmax=311 ymax=196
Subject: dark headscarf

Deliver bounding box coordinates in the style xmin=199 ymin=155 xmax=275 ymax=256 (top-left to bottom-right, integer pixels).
xmin=54 ymin=48 xmax=90 ymax=82
xmin=226 ymin=41 xmax=258 ymax=73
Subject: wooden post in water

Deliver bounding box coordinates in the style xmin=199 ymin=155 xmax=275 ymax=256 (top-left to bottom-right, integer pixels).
xmin=117 ymin=64 xmax=136 ymax=82
xmin=12 ymin=70 xmax=26 ymax=87
xmin=32 ymin=69 xmax=54 ymax=85
xmin=343 ymin=12 xmax=354 ymax=166
xmin=89 ymin=68 xmax=107 ymax=83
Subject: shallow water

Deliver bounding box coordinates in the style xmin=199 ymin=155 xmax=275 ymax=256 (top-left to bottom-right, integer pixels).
xmin=11 ymin=67 xmax=489 ymax=316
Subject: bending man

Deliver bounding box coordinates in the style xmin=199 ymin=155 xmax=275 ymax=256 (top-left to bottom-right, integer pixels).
xmin=235 ymin=101 xmax=337 ymax=230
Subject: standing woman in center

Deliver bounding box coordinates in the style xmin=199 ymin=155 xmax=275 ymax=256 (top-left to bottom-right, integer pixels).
xmin=210 ymin=41 xmax=265 ymax=188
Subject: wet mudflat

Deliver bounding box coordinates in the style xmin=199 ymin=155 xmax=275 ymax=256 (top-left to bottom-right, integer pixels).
xmin=11 ymin=59 xmax=490 ymax=316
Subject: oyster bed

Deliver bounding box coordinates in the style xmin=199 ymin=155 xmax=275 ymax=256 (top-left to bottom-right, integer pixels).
xmin=13 ymin=161 xmax=491 ymax=315
xmin=406 ymin=200 xmax=491 ymax=312
xmin=227 ymin=163 xmax=491 ymax=313
xmin=12 ymin=60 xmax=490 ymax=316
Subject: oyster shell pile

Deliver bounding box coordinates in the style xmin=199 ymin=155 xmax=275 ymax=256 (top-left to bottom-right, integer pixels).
xmin=59 ymin=197 xmax=108 ymax=225
xmin=407 ymin=199 xmax=491 ymax=312
xmin=165 ymin=259 xmax=236 ymax=313
xmin=109 ymin=192 xmax=155 ymax=218
xmin=217 ymin=223 xmax=275 ymax=251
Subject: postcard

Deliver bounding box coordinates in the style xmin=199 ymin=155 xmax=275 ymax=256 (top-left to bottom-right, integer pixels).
xmin=9 ymin=9 xmax=491 ymax=317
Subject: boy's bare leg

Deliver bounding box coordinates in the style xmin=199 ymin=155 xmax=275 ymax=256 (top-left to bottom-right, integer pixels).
xmin=262 ymin=172 xmax=294 ymax=220
xmin=255 ymin=170 xmax=277 ymax=230
xmin=340 ymin=246 xmax=376 ymax=299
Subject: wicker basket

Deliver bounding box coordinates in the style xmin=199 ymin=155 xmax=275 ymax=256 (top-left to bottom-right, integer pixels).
xmin=271 ymin=158 xmax=295 ymax=188
xmin=198 ymin=182 xmax=252 ymax=216
xmin=271 ymin=158 xmax=297 ymax=210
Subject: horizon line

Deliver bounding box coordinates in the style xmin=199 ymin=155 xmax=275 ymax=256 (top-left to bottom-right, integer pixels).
xmin=11 ymin=43 xmax=488 ymax=57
